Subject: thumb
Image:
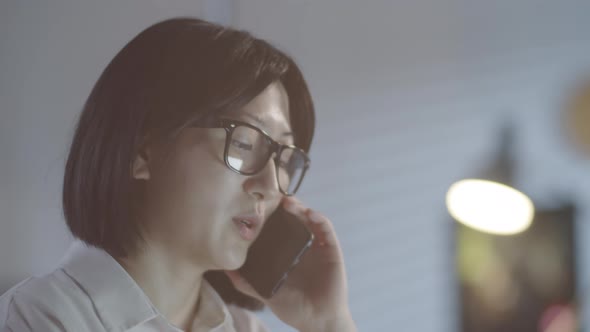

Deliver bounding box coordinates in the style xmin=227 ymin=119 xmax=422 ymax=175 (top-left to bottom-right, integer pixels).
xmin=224 ymin=270 xmax=266 ymax=302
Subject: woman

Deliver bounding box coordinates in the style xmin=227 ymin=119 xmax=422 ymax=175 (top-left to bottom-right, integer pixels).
xmin=0 ymin=18 xmax=356 ymax=332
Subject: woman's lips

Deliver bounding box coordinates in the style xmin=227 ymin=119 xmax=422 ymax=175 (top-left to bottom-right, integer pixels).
xmin=232 ymin=215 xmax=262 ymax=241
xmin=233 ymin=219 xmax=256 ymax=241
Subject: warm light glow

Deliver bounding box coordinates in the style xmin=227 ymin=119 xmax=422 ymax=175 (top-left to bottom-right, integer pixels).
xmin=447 ymin=179 xmax=534 ymax=235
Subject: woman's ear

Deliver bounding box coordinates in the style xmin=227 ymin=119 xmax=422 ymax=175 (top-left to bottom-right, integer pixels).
xmin=132 ymin=148 xmax=151 ymax=180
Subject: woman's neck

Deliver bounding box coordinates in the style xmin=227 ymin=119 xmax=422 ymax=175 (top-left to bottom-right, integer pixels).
xmin=116 ymin=242 xmax=206 ymax=331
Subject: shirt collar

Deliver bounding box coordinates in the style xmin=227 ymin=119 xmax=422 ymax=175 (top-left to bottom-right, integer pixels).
xmin=58 ymin=240 xmax=233 ymax=331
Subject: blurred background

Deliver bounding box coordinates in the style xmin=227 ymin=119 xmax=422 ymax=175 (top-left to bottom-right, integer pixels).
xmin=2 ymin=1 xmax=590 ymax=331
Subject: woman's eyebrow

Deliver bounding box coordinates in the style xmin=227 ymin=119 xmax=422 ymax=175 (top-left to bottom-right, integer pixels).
xmin=241 ymin=113 xmax=294 ymax=138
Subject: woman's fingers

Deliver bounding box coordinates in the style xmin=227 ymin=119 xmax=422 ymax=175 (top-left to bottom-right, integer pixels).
xmin=282 ymin=197 xmax=341 ymax=251
xmin=304 ymin=209 xmax=339 ymax=248
xmin=282 ymin=196 xmax=308 ymax=219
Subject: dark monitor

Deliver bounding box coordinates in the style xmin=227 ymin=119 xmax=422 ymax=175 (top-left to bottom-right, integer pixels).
xmin=456 ymin=203 xmax=577 ymax=332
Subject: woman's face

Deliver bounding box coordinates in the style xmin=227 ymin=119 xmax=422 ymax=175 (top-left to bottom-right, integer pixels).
xmin=136 ymin=82 xmax=294 ymax=270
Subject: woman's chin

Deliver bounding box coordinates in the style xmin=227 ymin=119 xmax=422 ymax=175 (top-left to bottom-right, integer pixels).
xmin=216 ymin=247 xmax=248 ymax=271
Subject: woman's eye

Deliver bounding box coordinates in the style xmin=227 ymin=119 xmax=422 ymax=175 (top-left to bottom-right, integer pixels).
xmin=231 ymin=139 xmax=253 ymax=151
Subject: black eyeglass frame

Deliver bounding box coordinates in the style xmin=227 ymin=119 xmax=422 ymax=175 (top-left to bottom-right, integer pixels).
xmin=192 ymin=117 xmax=311 ymax=196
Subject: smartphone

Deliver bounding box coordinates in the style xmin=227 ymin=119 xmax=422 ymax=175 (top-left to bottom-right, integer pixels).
xmin=239 ymin=206 xmax=314 ymax=298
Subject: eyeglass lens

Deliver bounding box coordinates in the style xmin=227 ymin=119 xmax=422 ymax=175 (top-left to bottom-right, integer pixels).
xmin=226 ymin=125 xmax=306 ymax=194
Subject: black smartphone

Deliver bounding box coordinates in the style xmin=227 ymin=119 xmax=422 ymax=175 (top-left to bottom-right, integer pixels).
xmin=239 ymin=206 xmax=314 ymax=298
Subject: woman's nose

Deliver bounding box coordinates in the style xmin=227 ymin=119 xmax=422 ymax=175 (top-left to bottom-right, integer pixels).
xmin=243 ymin=158 xmax=280 ymax=201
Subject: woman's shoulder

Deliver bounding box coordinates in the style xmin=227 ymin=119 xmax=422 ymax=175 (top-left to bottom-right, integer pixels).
xmin=1 ymin=271 xmax=77 ymax=314
xmin=227 ymin=304 xmax=271 ymax=332
xmin=0 ymin=269 xmax=102 ymax=331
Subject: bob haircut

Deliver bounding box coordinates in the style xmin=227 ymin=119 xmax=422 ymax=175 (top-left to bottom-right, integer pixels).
xmin=62 ymin=17 xmax=315 ymax=309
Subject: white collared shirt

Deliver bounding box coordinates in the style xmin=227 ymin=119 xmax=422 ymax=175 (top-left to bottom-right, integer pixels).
xmin=0 ymin=241 xmax=269 ymax=332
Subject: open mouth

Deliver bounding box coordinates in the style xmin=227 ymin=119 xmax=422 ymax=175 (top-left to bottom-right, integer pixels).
xmin=238 ymin=219 xmax=253 ymax=228
xmin=232 ymin=218 xmax=257 ymax=241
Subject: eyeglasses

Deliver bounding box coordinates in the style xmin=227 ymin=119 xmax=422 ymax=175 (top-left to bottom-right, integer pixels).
xmin=192 ymin=117 xmax=311 ymax=196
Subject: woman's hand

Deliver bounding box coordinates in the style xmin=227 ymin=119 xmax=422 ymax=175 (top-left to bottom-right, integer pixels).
xmin=225 ymin=197 xmax=357 ymax=332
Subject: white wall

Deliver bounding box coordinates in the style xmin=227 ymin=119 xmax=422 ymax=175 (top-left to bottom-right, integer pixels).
xmin=0 ymin=0 xmax=234 ymax=289
xmin=233 ymin=1 xmax=590 ymax=331
xmin=2 ymin=1 xmax=590 ymax=331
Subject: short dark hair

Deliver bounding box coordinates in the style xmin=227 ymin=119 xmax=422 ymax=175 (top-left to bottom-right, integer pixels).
xmin=62 ymin=17 xmax=315 ymax=309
